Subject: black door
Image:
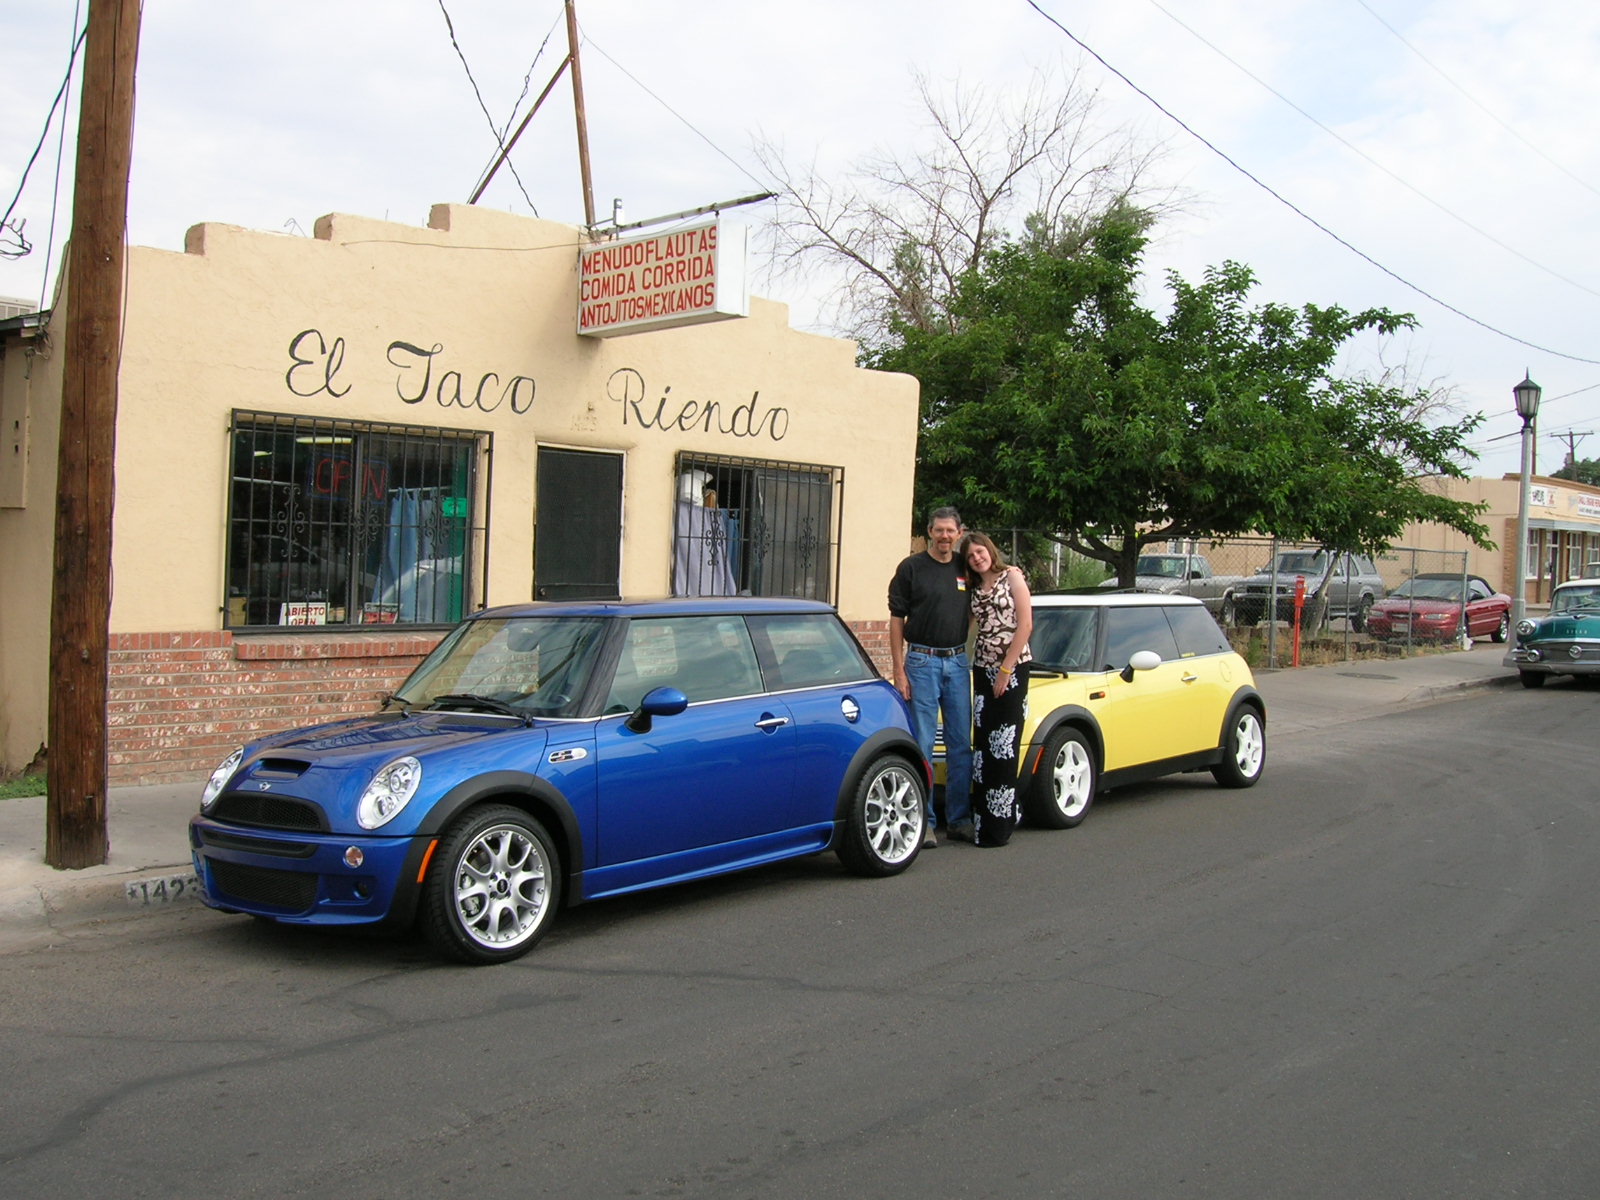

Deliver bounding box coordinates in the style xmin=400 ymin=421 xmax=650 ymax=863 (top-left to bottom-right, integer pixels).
xmin=534 ymin=447 xmax=622 ymax=600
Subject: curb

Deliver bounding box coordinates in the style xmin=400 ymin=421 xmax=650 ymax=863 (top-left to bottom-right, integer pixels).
xmin=0 ymin=863 xmax=202 ymax=953
xmin=1401 ymin=670 xmax=1520 ymax=705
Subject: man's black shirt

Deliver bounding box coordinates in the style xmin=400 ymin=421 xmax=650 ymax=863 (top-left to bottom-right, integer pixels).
xmin=888 ymin=551 xmax=969 ymax=648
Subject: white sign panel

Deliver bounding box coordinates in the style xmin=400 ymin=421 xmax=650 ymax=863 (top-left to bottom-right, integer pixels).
xmin=577 ymin=220 xmax=749 ymax=338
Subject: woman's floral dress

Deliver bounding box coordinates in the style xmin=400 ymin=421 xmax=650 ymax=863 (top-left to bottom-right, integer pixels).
xmin=970 ymin=568 xmax=1031 ymax=847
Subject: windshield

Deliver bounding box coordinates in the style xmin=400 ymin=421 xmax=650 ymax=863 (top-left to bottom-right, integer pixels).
xmin=395 ymin=615 xmax=612 ymax=718
xmin=1389 ymin=577 xmax=1464 ymax=602
xmin=1030 ymin=607 xmax=1100 ymax=672
xmin=1552 ymin=586 xmax=1600 ymax=614
xmin=1136 ymin=556 xmax=1188 ymax=579
xmin=1270 ymin=552 xmax=1326 ymax=574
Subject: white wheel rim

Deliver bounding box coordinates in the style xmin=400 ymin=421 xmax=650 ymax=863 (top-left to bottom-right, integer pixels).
xmin=864 ymin=765 xmax=922 ymax=865
xmin=1052 ymin=739 xmax=1093 ymax=818
xmin=453 ymin=824 xmax=551 ymax=950
xmin=1233 ymin=714 xmax=1264 ymax=778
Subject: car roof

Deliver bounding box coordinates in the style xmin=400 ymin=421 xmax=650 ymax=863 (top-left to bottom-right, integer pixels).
xmin=467 ymin=597 xmax=837 ymax=621
xmin=1034 ymin=591 xmax=1205 ymax=609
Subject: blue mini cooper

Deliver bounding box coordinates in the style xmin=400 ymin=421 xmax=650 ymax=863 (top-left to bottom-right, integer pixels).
xmin=189 ymin=598 xmax=928 ymax=964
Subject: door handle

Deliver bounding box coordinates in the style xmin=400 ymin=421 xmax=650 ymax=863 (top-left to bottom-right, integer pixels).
xmin=1180 ymin=673 xmax=1199 ymax=684
xmin=754 ymin=715 xmax=790 ymax=731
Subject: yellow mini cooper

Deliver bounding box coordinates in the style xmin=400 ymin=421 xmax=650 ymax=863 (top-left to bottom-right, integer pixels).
xmin=955 ymin=592 xmax=1266 ymax=829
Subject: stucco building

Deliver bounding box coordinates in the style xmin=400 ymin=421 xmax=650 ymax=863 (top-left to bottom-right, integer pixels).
xmin=0 ymin=204 xmax=919 ymax=783
xmin=1396 ymin=473 xmax=1600 ymax=602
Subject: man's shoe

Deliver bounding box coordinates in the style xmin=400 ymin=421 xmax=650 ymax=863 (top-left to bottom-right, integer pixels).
xmin=946 ymin=823 xmax=975 ymax=843
xmin=922 ymin=828 xmax=938 ymax=848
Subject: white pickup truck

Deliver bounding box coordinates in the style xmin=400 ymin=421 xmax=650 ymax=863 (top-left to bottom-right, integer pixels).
xmin=1099 ymin=553 xmax=1240 ymax=616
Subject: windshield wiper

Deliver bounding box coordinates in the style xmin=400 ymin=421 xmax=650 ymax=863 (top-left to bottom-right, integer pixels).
xmin=427 ymin=693 xmax=528 ymax=720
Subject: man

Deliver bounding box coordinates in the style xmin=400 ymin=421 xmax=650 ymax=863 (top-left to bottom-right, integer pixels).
xmin=888 ymin=506 xmax=973 ymax=846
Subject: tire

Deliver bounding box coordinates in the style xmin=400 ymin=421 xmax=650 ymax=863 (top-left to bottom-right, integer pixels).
xmin=1351 ymin=594 xmax=1374 ymax=633
xmin=836 ymin=757 xmax=925 ymax=876
xmin=1492 ymin=612 xmax=1510 ymax=643
xmin=1026 ymin=727 xmax=1096 ymax=829
xmin=422 ymin=804 xmax=561 ymax=965
xmin=1211 ymin=705 xmax=1266 ymax=788
xmin=1220 ymin=596 xmax=1237 ymax=626
xmin=1520 ymin=671 xmax=1547 ymax=689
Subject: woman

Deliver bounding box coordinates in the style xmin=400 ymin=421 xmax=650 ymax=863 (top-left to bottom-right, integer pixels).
xmin=960 ymin=531 xmax=1033 ymax=847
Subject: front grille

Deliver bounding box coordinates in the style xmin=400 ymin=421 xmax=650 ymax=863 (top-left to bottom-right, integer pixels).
xmin=211 ymin=792 xmax=328 ymax=831
xmin=209 ymin=859 xmax=319 ymax=912
xmin=200 ymin=829 xmax=317 ymax=858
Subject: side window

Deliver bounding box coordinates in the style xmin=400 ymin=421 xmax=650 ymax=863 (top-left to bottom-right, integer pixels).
xmin=606 ymin=616 xmax=763 ymax=712
xmin=1164 ymin=605 xmax=1231 ymax=658
xmin=1468 ymin=579 xmax=1492 ymax=601
xmin=1102 ymin=607 xmax=1182 ymax=670
xmin=748 ymin=613 xmax=873 ymax=689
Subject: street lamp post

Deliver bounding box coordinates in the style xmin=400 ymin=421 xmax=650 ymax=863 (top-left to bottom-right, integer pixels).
xmin=1511 ymin=372 xmax=1542 ymax=641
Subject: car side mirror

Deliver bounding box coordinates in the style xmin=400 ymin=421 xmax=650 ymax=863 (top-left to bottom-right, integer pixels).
xmin=626 ymin=685 xmax=689 ymax=733
xmin=1120 ymin=649 xmax=1163 ymax=683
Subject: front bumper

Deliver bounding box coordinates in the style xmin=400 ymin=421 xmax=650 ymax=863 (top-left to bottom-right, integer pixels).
xmin=190 ymin=815 xmax=428 ymax=927
xmin=1503 ymin=641 xmax=1600 ymax=676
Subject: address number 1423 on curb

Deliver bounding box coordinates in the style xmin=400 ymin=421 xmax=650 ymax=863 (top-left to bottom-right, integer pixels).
xmin=124 ymin=874 xmax=201 ymax=907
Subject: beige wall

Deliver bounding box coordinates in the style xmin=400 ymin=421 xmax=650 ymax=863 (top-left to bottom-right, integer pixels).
xmin=0 ymin=321 xmax=64 ymax=773
xmin=0 ymin=204 xmax=919 ymax=775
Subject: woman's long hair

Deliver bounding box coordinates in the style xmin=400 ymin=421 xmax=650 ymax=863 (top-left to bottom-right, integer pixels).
xmin=960 ymin=530 xmax=1008 ymax=574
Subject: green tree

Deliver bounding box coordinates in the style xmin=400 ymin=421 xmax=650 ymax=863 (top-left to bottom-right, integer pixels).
xmin=874 ymin=213 xmax=1490 ymax=585
xmin=1553 ymin=457 xmax=1600 ymax=487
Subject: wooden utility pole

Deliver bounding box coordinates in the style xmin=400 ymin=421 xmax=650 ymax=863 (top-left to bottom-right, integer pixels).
xmin=565 ymin=0 xmax=597 ymax=228
xmin=47 ymin=0 xmax=141 ymax=869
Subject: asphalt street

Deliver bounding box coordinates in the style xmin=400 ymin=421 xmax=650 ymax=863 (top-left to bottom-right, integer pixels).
xmin=3 ymin=655 xmax=1597 ymax=1198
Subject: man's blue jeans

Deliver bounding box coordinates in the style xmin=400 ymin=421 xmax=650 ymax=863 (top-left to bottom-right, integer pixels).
xmin=905 ymin=649 xmax=973 ymax=829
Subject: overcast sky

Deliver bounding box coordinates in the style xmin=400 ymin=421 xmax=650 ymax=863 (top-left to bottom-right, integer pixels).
xmin=4 ymin=0 xmax=1598 ymax=479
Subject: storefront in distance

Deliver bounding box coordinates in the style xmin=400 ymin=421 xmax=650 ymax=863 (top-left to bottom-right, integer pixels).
xmin=0 ymin=204 xmax=918 ymax=783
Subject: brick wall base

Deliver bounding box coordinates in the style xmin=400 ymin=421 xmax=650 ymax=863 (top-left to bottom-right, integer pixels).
xmin=107 ymin=618 xmax=893 ymax=786
xmin=109 ymin=630 xmax=445 ymax=785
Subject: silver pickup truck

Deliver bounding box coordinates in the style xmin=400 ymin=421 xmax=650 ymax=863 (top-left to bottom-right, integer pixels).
xmin=1099 ymin=553 xmax=1241 ymax=615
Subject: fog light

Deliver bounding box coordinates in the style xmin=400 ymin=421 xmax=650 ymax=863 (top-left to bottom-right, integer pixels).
xmin=343 ymin=846 xmax=365 ymax=869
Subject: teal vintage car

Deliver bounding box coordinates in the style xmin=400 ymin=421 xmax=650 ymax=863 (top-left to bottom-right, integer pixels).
xmin=1505 ymin=579 xmax=1600 ymax=688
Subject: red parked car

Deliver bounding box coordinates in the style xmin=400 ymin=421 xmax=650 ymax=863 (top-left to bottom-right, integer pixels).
xmin=1366 ymin=573 xmax=1511 ymax=644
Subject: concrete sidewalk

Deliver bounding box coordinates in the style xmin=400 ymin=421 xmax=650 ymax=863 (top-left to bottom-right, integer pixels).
xmin=0 ymin=642 xmax=1518 ymax=953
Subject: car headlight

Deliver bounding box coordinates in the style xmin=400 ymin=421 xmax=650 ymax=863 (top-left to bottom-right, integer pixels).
xmin=200 ymin=747 xmax=244 ymax=812
xmin=1516 ymin=619 xmax=1537 ymax=637
xmin=357 ymin=756 xmax=423 ymax=829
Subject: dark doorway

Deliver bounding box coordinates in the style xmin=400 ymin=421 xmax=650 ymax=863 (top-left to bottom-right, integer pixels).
xmin=534 ymin=447 xmax=622 ymax=600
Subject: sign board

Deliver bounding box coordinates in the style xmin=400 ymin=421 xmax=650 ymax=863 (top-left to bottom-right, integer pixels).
xmin=280 ymin=601 xmax=328 ymax=626
xmin=1576 ymin=495 xmax=1600 ymax=520
xmin=577 ymin=220 xmax=749 ymax=338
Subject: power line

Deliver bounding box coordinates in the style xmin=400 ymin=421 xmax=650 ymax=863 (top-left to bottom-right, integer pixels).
xmin=1 ymin=22 xmax=88 ymax=260
xmin=579 ymin=32 xmax=774 ymax=196
xmin=435 ymin=0 xmax=539 ymax=215
xmin=1353 ymin=0 xmax=1600 ymax=201
xmin=1143 ymin=0 xmax=1600 ymax=304
xmin=1023 ymin=1 xmax=1600 ymax=367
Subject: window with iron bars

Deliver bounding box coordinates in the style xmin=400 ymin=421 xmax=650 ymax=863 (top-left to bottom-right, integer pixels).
xmin=671 ymin=452 xmax=841 ymax=603
xmin=226 ymin=410 xmax=490 ymax=629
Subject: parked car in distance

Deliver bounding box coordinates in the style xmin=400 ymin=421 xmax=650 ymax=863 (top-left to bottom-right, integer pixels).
xmin=1098 ymin=553 xmax=1241 ymax=615
xmin=1228 ymin=550 xmax=1385 ymax=630
xmin=1366 ymin=573 xmax=1511 ymax=644
xmin=190 ymin=598 xmax=928 ymax=964
xmin=1505 ymin=579 xmax=1600 ymax=688
xmin=1015 ymin=593 xmax=1265 ymax=830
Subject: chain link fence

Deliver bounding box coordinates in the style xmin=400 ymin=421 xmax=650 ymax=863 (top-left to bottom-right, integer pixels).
xmin=984 ymin=530 xmax=1477 ymax=669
